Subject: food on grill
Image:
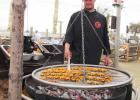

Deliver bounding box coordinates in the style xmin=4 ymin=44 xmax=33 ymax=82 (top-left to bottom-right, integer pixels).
xmin=40 ymin=66 xmax=112 ymax=85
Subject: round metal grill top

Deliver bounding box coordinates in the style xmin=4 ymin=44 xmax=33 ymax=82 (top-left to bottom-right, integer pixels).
xmin=32 ymin=64 xmax=132 ymax=89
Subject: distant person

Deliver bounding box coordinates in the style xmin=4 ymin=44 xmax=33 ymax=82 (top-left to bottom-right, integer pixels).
xmin=32 ymin=31 xmax=41 ymax=42
xmin=64 ymin=0 xmax=111 ymax=65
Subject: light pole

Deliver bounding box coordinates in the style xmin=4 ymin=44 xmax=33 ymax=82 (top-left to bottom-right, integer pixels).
xmin=58 ymin=21 xmax=63 ymax=38
xmin=113 ymin=0 xmax=123 ymax=67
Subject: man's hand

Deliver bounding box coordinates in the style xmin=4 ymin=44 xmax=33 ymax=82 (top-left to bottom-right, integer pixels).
xmin=64 ymin=49 xmax=72 ymax=59
xmin=103 ymin=55 xmax=110 ymax=66
xmin=64 ymin=43 xmax=72 ymax=59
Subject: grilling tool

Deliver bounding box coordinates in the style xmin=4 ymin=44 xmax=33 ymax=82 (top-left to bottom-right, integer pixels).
xmin=67 ymin=57 xmax=71 ymax=70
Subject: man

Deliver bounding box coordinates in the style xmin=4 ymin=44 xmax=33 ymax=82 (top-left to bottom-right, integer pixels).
xmin=64 ymin=0 xmax=111 ymax=65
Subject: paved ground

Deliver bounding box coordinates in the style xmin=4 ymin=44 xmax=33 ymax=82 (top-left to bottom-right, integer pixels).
xmin=119 ymin=60 xmax=140 ymax=100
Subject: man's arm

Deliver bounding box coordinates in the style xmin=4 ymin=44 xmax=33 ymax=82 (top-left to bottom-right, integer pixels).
xmin=103 ymin=18 xmax=111 ymax=56
xmin=63 ymin=14 xmax=75 ymax=59
xmin=103 ymin=18 xmax=111 ymax=65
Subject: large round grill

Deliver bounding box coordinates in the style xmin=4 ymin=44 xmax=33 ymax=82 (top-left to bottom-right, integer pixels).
xmin=21 ymin=64 xmax=135 ymax=100
xmin=32 ymin=64 xmax=132 ymax=89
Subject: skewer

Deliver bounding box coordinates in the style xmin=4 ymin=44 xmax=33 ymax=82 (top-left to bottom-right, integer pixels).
xmin=67 ymin=57 xmax=71 ymax=70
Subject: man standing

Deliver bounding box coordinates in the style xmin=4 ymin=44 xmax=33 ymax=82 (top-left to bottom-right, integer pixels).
xmin=64 ymin=0 xmax=111 ymax=65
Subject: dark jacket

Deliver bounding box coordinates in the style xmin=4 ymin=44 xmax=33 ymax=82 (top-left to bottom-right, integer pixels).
xmin=64 ymin=9 xmax=111 ymax=65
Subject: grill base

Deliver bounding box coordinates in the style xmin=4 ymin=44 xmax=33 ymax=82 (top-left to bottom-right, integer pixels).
xmin=23 ymin=75 xmax=132 ymax=100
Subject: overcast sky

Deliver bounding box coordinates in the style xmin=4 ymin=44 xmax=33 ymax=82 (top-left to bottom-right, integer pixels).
xmin=0 ymin=0 xmax=140 ymax=34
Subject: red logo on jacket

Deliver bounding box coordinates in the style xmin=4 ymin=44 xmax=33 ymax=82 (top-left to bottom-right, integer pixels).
xmin=95 ymin=21 xmax=102 ymax=29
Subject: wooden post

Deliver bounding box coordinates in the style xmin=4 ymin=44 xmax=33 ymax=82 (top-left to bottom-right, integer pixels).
xmin=8 ymin=0 xmax=26 ymax=100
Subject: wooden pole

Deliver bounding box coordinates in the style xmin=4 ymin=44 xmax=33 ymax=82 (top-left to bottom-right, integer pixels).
xmin=8 ymin=0 xmax=26 ymax=100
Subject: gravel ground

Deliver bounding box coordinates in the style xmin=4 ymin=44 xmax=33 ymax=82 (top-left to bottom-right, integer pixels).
xmin=0 ymin=79 xmax=8 ymax=100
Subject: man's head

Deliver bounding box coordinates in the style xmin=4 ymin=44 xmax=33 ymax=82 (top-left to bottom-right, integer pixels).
xmin=83 ymin=0 xmax=95 ymax=11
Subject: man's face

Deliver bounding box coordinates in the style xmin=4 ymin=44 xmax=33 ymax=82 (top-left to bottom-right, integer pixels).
xmin=84 ymin=0 xmax=95 ymax=10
